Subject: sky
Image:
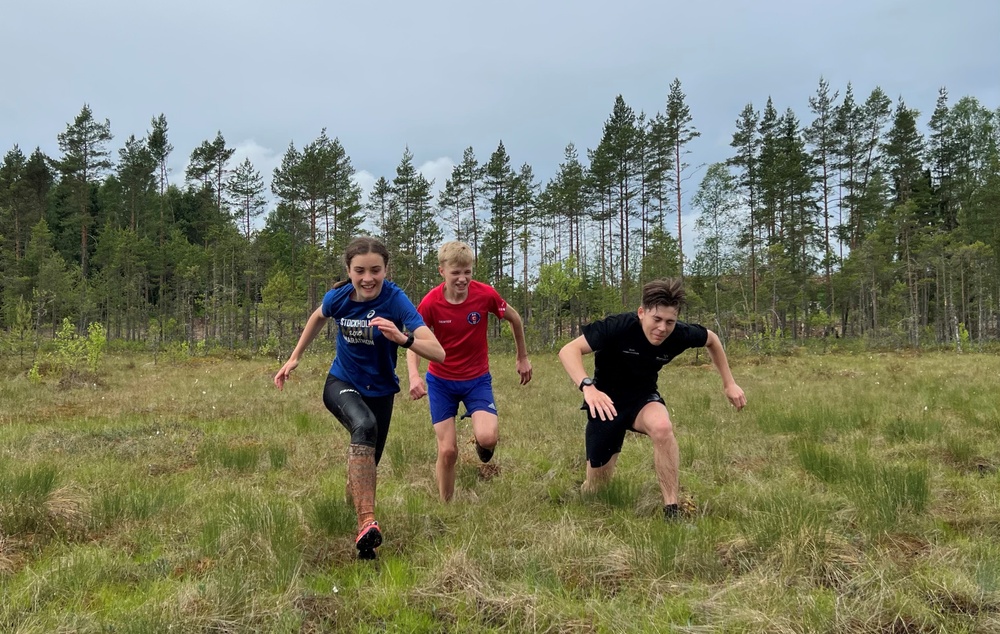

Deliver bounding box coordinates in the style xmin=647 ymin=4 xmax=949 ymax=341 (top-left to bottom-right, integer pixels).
xmin=2 ymin=0 xmax=999 ymax=247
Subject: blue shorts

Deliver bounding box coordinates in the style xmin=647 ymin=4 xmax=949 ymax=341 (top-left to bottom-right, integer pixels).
xmin=426 ymin=372 xmax=497 ymax=425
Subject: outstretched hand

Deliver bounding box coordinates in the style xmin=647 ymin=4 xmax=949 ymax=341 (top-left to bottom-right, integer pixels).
xmin=725 ymin=384 xmax=747 ymax=411
xmin=516 ymin=357 xmax=532 ymax=385
xmin=274 ymin=358 xmax=299 ymax=390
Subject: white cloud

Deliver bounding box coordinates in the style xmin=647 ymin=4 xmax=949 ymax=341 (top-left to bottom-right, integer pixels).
xmin=417 ymin=157 xmax=455 ymax=194
xmin=352 ymin=158 xmax=455 ymax=202
xmin=353 ymin=170 xmax=377 ymax=202
xmin=167 ymin=138 xmax=281 ymax=193
xmin=231 ymin=139 xmax=282 ymax=185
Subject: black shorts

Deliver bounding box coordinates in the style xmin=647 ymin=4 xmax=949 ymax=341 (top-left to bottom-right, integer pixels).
xmin=583 ymin=392 xmax=665 ymax=468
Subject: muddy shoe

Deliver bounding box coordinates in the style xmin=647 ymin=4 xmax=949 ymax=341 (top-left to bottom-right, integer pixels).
xmin=663 ymin=504 xmax=682 ymax=521
xmin=355 ymin=520 xmax=382 ymax=558
xmin=474 ymin=439 xmax=494 ymax=464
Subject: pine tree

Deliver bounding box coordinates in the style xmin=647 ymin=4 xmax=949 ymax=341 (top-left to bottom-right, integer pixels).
xmin=592 ymin=96 xmax=640 ymax=302
xmin=55 ymin=104 xmax=114 ymax=277
xmin=664 ymin=79 xmax=700 ymax=278
xmin=728 ymin=103 xmax=761 ymax=315
xmin=186 ymin=131 xmax=235 ymax=222
xmin=645 ymin=112 xmax=673 ymax=234
xmin=512 ymin=162 xmax=538 ymax=300
xmin=147 ymin=114 xmax=173 ymax=240
xmin=482 ymin=141 xmax=515 ymax=287
xmin=227 ymin=158 xmax=266 ymax=241
xmin=0 ymin=146 xmax=49 ymax=263
xmin=325 ymin=138 xmax=366 ymax=258
xmin=368 ymin=176 xmax=394 ymax=243
xmin=116 ymin=135 xmax=157 ymax=233
xmin=547 ymin=143 xmax=588 ymax=267
xmin=452 ymin=147 xmax=483 ymax=257
xmin=437 ymin=175 xmax=465 ymax=241
xmin=805 ymin=77 xmax=839 ymax=312
xmin=833 ymin=84 xmax=863 ymax=254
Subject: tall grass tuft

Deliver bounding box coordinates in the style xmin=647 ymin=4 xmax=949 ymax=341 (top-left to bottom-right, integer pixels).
xmin=883 ymin=415 xmax=941 ymax=443
xmin=942 ymin=432 xmax=977 ymax=469
xmin=267 ymin=444 xmax=288 ymax=470
xmin=90 ymin=481 xmax=182 ymax=529
xmin=224 ymin=495 xmax=304 ymax=590
xmin=293 ymin=411 xmax=318 ymax=434
xmin=385 ymin=438 xmax=408 ymax=476
xmin=198 ymin=441 xmax=262 ymax=472
xmin=795 ymin=440 xmax=851 ymax=483
xmin=0 ymin=463 xmax=60 ymax=534
xmin=584 ymin=477 xmax=640 ymax=511
xmin=308 ymin=494 xmax=355 ymax=537
xmin=796 ymin=440 xmax=928 ymax=533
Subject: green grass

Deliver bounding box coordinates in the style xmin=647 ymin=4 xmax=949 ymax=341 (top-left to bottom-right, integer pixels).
xmin=3 ymin=350 xmax=1000 ymax=632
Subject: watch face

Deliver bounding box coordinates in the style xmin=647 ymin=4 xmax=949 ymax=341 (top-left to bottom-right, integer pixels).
xmin=580 ymin=378 xmax=594 ymax=390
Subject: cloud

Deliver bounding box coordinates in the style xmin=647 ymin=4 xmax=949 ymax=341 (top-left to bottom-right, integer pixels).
xmin=417 ymin=157 xmax=455 ymax=194
xmin=168 ymin=138 xmax=282 ymax=192
xmin=352 ymin=157 xmax=456 ymax=203
xmin=353 ymin=170 xmax=377 ymax=202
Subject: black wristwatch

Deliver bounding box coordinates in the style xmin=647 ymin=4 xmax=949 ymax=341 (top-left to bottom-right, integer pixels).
xmin=401 ymin=333 xmax=415 ymax=348
xmin=578 ymin=377 xmax=594 ymax=391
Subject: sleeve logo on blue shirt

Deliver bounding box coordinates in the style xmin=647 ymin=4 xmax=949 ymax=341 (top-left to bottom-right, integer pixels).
xmin=467 ymin=312 xmax=482 ymax=325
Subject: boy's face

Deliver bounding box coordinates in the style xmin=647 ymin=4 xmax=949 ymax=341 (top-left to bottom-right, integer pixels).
xmin=637 ymin=305 xmax=679 ymax=345
xmin=440 ymin=262 xmax=473 ymax=297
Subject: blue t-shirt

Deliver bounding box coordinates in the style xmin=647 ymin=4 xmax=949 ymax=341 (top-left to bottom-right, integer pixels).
xmin=321 ymin=280 xmax=426 ymax=397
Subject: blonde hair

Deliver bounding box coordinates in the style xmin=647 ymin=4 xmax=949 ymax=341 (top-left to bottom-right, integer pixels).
xmin=437 ymin=241 xmax=475 ymax=268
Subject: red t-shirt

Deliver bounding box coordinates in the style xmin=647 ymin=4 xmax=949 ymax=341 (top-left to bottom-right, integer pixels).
xmin=417 ymin=280 xmax=507 ymax=380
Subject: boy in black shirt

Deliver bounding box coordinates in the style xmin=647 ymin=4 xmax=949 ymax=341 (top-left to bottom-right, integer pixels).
xmin=558 ymin=278 xmax=746 ymax=519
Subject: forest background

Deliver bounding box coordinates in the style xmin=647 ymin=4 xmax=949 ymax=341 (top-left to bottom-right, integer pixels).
xmin=2 ymin=77 xmax=999 ymax=363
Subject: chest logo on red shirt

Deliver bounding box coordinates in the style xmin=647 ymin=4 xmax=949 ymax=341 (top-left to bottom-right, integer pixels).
xmin=467 ymin=312 xmax=482 ymax=325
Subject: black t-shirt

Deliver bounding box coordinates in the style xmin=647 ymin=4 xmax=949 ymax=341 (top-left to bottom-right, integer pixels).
xmin=581 ymin=312 xmax=708 ymax=402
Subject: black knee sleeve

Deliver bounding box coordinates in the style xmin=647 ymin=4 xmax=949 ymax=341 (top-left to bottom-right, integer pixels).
xmin=324 ymin=377 xmax=378 ymax=447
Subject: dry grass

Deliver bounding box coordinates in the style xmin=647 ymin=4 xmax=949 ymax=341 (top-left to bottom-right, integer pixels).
xmin=1 ymin=349 xmax=1000 ymax=632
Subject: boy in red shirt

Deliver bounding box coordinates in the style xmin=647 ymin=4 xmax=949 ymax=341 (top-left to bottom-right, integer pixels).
xmin=407 ymin=241 xmax=532 ymax=502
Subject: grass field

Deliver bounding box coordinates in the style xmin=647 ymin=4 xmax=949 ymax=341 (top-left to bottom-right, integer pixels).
xmin=2 ymin=348 xmax=1000 ymax=632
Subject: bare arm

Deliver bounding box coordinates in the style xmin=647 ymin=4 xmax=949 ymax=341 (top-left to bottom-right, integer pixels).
xmin=704 ymin=330 xmax=746 ymax=410
xmin=408 ymin=325 xmax=445 ymax=363
xmin=502 ymin=305 xmax=532 ymax=385
xmin=406 ymin=348 xmax=426 ymax=399
xmin=370 ymin=317 xmax=445 ymax=364
xmin=558 ymin=335 xmax=616 ymax=421
xmin=274 ymin=306 xmax=329 ymax=390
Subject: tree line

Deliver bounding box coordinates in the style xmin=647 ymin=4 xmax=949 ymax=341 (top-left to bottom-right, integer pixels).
xmin=2 ymin=77 xmax=998 ymax=361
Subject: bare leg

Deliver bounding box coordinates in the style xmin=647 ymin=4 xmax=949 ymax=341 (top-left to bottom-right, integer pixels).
xmin=582 ymin=453 xmax=620 ymax=494
xmin=470 ymin=410 xmax=499 ymax=462
xmin=433 ymin=418 xmax=458 ymax=502
xmin=632 ymin=401 xmax=678 ymax=506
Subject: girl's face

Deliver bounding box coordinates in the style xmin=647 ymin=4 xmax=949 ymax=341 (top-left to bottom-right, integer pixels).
xmin=347 ymin=252 xmax=387 ymax=301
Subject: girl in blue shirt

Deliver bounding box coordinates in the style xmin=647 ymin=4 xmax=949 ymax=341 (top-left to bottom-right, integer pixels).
xmin=274 ymin=237 xmax=445 ymax=559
